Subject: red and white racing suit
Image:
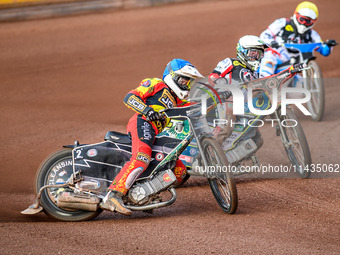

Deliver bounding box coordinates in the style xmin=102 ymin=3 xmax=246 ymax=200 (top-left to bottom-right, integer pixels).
xmin=209 ymin=57 xmax=259 ymax=84
xmin=109 ymin=78 xmax=187 ymax=195
xmin=208 ymin=58 xmax=260 ymax=144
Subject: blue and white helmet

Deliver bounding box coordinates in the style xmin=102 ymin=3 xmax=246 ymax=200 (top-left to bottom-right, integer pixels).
xmin=163 ymin=59 xmax=204 ymax=100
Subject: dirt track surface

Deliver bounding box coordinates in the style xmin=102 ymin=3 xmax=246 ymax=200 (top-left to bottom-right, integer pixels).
xmin=1 ymin=0 xmax=340 ymax=254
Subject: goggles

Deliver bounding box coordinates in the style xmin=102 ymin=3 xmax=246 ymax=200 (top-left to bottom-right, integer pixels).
xmin=296 ymin=13 xmax=316 ymax=26
xmin=246 ymin=48 xmax=264 ymax=61
xmin=175 ymin=76 xmax=193 ymax=91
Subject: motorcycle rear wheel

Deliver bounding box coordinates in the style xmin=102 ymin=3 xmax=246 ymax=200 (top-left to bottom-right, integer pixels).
xmin=36 ymin=149 xmax=102 ymax=221
xmin=203 ymin=137 xmax=238 ymax=214
xmin=305 ymin=60 xmax=325 ymax=121
xmin=280 ymin=109 xmax=312 ymax=178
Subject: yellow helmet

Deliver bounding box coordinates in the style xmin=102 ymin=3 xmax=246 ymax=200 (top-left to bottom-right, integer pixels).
xmin=293 ymin=1 xmax=319 ymax=34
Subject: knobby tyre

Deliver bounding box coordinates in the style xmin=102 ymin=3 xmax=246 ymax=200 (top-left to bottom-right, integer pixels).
xmin=280 ymin=109 xmax=312 ymax=178
xmin=36 ymin=148 xmax=102 ymax=221
xmin=305 ymin=60 xmax=325 ymax=121
xmin=203 ymin=137 xmax=238 ymax=214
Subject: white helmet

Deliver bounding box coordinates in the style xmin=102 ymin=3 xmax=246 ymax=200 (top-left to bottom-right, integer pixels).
xmin=292 ymin=1 xmax=319 ymax=34
xmin=163 ymin=59 xmax=204 ymax=100
xmin=236 ymin=35 xmax=269 ymax=71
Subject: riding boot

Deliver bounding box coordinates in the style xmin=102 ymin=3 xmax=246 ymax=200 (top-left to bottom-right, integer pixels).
xmin=100 ymin=190 xmax=132 ymax=216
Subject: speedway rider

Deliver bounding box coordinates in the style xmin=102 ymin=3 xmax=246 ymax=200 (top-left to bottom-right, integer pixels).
xmin=208 ymin=35 xmax=268 ymax=145
xmin=259 ymin=1 xmax=337 ymax=77
xmin=101 ymin=59 xmax=204 ymax=215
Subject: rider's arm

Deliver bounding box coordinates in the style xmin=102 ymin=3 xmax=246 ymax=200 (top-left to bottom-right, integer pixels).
xmin=260 ymin=18 xmax=287 ymax=45
xmin=208 ymin=58 xmax=233 ymax=85
xmin=123 ymin=92 xmax=152 ymax=116
xmin=208 ymin=72 xmax=224 ymax=86
xmin=123 ymin=78 xmax=164 ymax=116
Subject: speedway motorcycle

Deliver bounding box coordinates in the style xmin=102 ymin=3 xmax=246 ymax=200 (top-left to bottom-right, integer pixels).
xmin=22 ymin=104 xmax=238 ymax=221
xmin=275 ymin=40 xmax=338 ymax=121
xmin=181 ymin=64 xmax=312 ymax=179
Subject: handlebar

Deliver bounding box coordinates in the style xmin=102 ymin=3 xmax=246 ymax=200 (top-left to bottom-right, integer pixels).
xmin=144 ymin=107 xmax=188 ymax=121
xmin=283 ymin=42 xmax=322 ymax=53
xmin=282 ymin=40 xmax=337 ymax=53
xmin=325 ymin=39 xmax=338 ymax=47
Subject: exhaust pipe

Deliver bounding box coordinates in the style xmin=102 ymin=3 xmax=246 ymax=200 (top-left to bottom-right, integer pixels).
xmin=57 ymin=192 xmax=100 ymax=212
xmin=22 ymin=183 xmax=70 ymax=215
xmin=125 ymin=187 xmax=177 ymax=211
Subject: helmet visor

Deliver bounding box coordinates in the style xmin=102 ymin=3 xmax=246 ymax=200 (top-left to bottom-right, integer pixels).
xmin=296 ymin=13 xmax=316 ymax=26
xmin=246 ymin=48 xmax=264 ymax=61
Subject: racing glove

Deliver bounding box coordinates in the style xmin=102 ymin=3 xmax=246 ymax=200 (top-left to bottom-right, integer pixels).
xmin=270 ymin=41 xmax=280 ymax=49
xmin=325 ymin=39 xmax=338 ymax=47
xmin=146 ymin=109 xmax=161 ymax=121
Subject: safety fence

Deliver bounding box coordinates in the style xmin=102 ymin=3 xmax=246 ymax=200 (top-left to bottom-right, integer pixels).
xmin=0 ymin=0 xmax=195 ymax=21
xmin=0 ymin=0 xmax=82 ymax=9
xmin=0 ymin=0 xmax=191 ymax=9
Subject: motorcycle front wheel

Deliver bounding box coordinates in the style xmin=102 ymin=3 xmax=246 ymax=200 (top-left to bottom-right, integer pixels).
xmin=279 ymin=109 xmax=312 ymax=178
xmin=202 ymin=137 xmax=238 ymax=214
xmin=304 ymin=60 xmax=325 ymax=121
xmin=36 ymin=149 xmax=102 ymax=221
